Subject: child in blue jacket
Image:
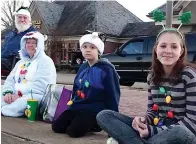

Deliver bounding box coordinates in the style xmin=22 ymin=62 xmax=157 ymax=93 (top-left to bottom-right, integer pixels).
xmin=52 ymin=32 xmax=121 ymax=138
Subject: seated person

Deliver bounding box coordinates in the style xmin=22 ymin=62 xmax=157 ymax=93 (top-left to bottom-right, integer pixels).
xmin=96 ymin=29 xmax=196 ymax=144
xmin=1 ymin=6 xmax=36 ymax=71
xmin=52 ymin=32 xmax=121 ymax=138
xmin=1 ymin=31 xmax=56 ymax=117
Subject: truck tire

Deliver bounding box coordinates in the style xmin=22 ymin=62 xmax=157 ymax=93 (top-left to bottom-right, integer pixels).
xmin=120 ymin=81 xmax=135 ymax=87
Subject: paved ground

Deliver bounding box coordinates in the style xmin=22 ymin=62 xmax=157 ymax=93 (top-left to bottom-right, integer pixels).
xmin=1 ymin=73 xmax=148 ymax=144
xmin=1 ymin=87 xmax=147 ymax=144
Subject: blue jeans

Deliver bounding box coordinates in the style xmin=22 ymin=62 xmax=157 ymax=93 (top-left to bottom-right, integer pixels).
xmin=96 ymin=110 xmax=196 ymax=144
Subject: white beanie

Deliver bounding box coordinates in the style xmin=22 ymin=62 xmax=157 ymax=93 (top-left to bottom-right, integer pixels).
xmin=79 ymin=32 xmax=104 ymax=55
xmin=13 ymin=8 xmax=31 ymax=21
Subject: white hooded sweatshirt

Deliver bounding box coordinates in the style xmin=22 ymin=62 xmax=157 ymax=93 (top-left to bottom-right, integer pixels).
xmin=1 ymin=31 xmax=56 ymax=117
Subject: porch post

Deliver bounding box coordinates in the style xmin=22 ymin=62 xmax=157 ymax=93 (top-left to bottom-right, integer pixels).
xmin=166 ymin=0 xmax=173 ymax=28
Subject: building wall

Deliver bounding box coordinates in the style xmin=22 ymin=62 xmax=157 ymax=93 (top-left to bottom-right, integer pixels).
xmin=31 ymin=9 xmax=48 ymax=34
xmin=51 ymin=40 xmax=122 ymax=65
xmin=184 ymin=1 xmax=196 ymax=24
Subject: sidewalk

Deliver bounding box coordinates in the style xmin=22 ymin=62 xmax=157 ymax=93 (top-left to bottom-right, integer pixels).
xmin=2 ymin=117 xmax=108 ymax=144
xmin=1 ymin=73 xmax=148 ymax=144
xmin=1 ymin=88 xmax=147 ymax=144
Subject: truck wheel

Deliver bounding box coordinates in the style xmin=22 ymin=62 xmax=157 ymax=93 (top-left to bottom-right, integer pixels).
xmin=120 ymin=81 xmax=135 ymax=87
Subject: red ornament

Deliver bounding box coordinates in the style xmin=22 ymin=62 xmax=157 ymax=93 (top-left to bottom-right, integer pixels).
xmin=77 ymin=90 xmax=81 ymax=96
xmin=167 ymin=111 xmax=174 ymax=119
xmin=18 ymin=91 xmax=22 ymax=97
xmin=20 ymin=70 xmax=27 ymax=74
xmin=80 ymin=92 xmax=85 ymax=99
xmin=152 ymin=104 xmax=158 ymax=111
xmin=24 ymin=70 xmax=27 ymax=74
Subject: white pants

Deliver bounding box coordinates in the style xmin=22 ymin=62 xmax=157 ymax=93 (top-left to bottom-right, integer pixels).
xmin=1 ymin=93 xmax=28 ymax=117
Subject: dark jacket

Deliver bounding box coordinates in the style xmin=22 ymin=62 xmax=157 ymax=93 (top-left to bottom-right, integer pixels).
xmin=1 ymin=26 xmax=36 ymax=58
xmin=69 ymin=58 xmax=121 ymax=114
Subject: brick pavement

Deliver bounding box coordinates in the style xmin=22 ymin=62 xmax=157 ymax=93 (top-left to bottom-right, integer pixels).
xmin=64 ymin=85 xmax=148 ymax=117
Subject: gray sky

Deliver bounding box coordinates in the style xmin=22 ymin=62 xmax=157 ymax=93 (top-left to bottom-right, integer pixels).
xmin=21 ymin=0 xmax=167 ymax=22
xmin=116 ymin=0 xmax=166 ymax=21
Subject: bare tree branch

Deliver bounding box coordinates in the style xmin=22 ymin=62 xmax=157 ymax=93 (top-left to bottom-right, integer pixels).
xmin=1 ymin=18 xmax=11 ymax=28
xmin=13 ymin=1 xmax=16 ymax=13
xmin=1 ymin=0 xmax=27 ymax=29
xmin=2 ymin=7 xmax=13 ymax=24
xmin=8 ymin=1 xmax=15 ymax=26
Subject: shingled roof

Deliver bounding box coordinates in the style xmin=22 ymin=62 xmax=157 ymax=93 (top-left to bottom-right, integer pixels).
xmin=33 ymin=1 xmax=64 ymax=31
xmin=120 ymin=22 xmax=162 ymax=38
xmin=36 ymin=1 xmax=142 ymax=36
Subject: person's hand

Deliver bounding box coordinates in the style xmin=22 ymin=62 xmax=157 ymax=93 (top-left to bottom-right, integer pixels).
xmin=137 ymin=123 xmax=149 ymax=138
xmin=11 ymin=94 xmax=20 ymax=102
xmin=132 ymin=116 xmax=147 ymax=131
xmin=4 ymin=94 xmax=20 ymax=104
xmin=4 ymin=93 xmax=13 ymax=104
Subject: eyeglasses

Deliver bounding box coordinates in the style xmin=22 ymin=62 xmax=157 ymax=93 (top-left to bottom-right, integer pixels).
xmin=26 ymin=42 xmax=37 ymax=45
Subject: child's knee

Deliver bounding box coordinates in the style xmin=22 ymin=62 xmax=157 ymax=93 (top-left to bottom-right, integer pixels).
xmin=96 ymin=110 xmax=112 ymax=121
xmin=66 ymin=127 xmax=81 ymax=138
xmin=96 ymin=110 xmax=113 ymax=124
xmin=1 ymin=105 xmax=23 ymax=117
xmin=51 ymin=122 xmax=63 ymax=133
xmin=66 ymin=125 xmax=86 ymax=138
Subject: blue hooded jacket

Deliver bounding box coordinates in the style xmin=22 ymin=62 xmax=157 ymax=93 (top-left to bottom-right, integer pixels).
xmin=69 ymin=58 xmax=121 ymax=114
xmin=1 ymin=26 xmax=36 ymax=58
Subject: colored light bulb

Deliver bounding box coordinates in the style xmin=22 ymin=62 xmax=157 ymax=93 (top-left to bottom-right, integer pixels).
xmin=67 ymin=100 xmax=73 ymax=106
xmin=154 ymin=117 xmax=159 ymax=125
xmin=27 ymin=63 xmax=31 ymax=67
xmin=158 ymin=121 xmax=163 ymax=126
xmin=77 ymin=90 xmax=81 ymax=96
xmin=18 ymin=91 xmax=22 ymax=97
xmin=152 ymin=104 xmax=158 ymax=111
xmin=167 ymin=111 xmax=174 ymax=119
xmin=166 ymin=96 xmax=172 ymax=103
xmin=23 ymin=79 xmax=27 ymax=83
xmin=18 ymin=78 xmax=21 ymax=83
xmin=81 ymin=92 xmax=85 ymax=99
xmin=159 ymin=87 xmax=165 ymax=94
xmin=20 ymin=65 xmax=25 ymax=69
xmin=85 ymin=81 xmax=89 ymax=88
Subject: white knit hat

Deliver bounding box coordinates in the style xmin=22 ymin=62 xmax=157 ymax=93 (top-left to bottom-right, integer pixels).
xmin=79 ymin=32 xmax=104 ymax=55
xmin=13 ymin=8 xmax=31 ymax=21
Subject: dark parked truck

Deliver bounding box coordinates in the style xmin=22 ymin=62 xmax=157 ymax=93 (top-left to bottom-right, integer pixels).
xmin=102 ymin=33 xmax=196 ymax=86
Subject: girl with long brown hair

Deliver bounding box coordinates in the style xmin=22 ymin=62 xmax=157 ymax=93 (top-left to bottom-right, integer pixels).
xmin=96 ymin=29 xmax=196 ymax=144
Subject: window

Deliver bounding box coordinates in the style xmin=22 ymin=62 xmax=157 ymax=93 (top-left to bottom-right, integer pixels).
xmin=185 ymin=34 xmax=196 ymax=51
xmin=122 ymin=41 xmax=143 ymax=54
xmin=147 ymin=37 xmax=156 ymax=53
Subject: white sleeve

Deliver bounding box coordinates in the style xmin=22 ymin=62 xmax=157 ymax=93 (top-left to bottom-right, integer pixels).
xmin=2 ymin=61 xmax=21 ymax=94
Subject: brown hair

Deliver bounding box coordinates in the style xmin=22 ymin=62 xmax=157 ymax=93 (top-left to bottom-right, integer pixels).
xmin=150 ymin=30 xmax=196 ymax=85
